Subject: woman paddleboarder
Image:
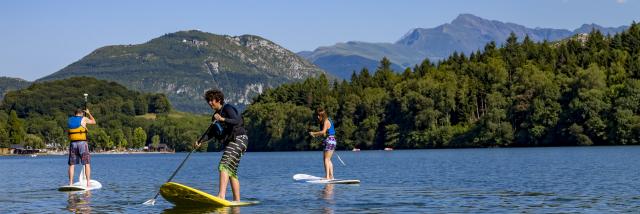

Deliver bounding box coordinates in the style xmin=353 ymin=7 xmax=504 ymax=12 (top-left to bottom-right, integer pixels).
xmin=308 ymin=107 xmax=337 ymax=180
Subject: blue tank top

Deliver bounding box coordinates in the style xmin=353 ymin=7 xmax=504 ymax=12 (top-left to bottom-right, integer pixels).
xmin=68 ymin=116 xmax=83 ymax=129
xmin=327 ymin=118 xmax=336 ymax=136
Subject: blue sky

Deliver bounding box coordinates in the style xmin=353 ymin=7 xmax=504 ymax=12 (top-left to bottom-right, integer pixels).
xmin=1 ymin=0 xmax=638 ymax=81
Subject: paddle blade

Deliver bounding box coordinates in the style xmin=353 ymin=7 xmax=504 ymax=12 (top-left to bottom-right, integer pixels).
xmin=79 ymin=166 xmax=86 ymax=183
xmin=143 ymin=199 xmax=156 ymax=206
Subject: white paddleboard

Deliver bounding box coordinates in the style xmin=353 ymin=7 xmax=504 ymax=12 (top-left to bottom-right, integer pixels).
xmin=59 ymin=166 xmax=102 ymax=191
xmin=293 ymin=174 xmax=360 ymax=184
xmin=59 ymin=180 xmax=102 ymax=191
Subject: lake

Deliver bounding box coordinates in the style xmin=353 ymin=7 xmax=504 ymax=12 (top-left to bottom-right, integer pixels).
xmin=1 ymin=146 xmax=639 ymax=213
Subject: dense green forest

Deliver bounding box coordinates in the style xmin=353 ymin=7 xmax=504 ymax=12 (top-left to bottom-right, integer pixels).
xmin=0 ymin=77 xmax=218 ymax=152
xmin=245 ymin=23 xmax=640 ymax=151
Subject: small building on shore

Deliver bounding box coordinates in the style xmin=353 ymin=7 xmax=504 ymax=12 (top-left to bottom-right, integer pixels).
xmin=11 ymin=144 xmax=40 ymax=155
xmin=148 ymin=143 xmax=170 ymax=152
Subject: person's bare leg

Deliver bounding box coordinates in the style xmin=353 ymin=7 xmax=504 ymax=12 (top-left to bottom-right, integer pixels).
xmin=68 ymin=165 xmax=74 ymax=185
xmin=218 ymin=170 xmax=229 ymax=200
xmin=323 ymin=151 xmax=331 ymax=179
xmin=326 ymin=150 xmax=334 ymax=179
xmin=84 ymin=164 xmax=91 ymax=187
xmin=230 ymin=177 xmax=240 ymax=201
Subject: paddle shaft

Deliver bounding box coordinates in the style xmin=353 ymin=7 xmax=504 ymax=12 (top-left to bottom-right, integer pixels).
xmin=149 ymin=123 xmax=214 ymax=201
xmin=334 ymin=151 xmax=346 ymax=166
xmin=84 ymin=94 xmax=88 ymax=107
xmin=311 ymin=135 xmax=347 ymax=166
xmin=83 ymin=94 xmax=91 ymax=142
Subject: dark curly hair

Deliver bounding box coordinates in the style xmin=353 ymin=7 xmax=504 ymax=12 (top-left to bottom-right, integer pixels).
xmin=204 ymin=89 xmax=225 ymax=105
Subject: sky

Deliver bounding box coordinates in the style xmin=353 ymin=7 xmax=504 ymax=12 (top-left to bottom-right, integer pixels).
xmin=1 ymin=0 xmax=638 ymax=81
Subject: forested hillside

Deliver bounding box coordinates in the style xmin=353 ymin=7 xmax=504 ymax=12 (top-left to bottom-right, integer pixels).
xmin=0 ymin=77 xmax=218 ymax=152
xmin=246 ymin=22 xmax=640 ymax=151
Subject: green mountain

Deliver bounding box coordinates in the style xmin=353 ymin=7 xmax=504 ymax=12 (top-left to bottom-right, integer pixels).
xmin=0 ymin=77 xmax=31 ymax=100
xmin=39 ymin=30 xmax=327 ymax=113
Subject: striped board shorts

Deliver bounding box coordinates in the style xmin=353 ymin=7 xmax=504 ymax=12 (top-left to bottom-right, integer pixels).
xmin=68 ymin=141 xmax=91 ymax=165
xmin=219 ymin=135 xmax=248 ymax=179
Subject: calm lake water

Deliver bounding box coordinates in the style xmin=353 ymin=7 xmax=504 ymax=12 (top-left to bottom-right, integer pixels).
xmin=1 ymin=146 xmax=640 ymax=213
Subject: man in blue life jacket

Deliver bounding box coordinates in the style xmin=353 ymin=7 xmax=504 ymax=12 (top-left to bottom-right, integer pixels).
xmin=68 ymin=108 xmax=96 ymax=187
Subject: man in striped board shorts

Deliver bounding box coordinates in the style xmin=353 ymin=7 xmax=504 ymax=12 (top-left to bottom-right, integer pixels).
xmin=196 ymin=89 xmax=248 ymax=202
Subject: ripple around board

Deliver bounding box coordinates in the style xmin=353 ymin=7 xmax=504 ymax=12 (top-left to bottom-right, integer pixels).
xmin=1 ymin=147 xmax=640 ymax=212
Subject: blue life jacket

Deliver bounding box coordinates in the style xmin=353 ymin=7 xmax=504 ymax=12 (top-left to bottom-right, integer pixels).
xmin=68 ymin=116 xmax=83 ymax=129
xmin=212 ymin=104 xmax=243 ymax=140
xmin=327 ymin=118 xmax=336 ymax=136
xmin=68 ymin=116 xmax=87 ymax=141
xmin=212 ymin=120 xmax=224 ymax=138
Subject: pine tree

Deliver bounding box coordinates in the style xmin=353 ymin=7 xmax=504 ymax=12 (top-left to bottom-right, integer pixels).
xmin=8 ymin=110 xmax=26 ymax=146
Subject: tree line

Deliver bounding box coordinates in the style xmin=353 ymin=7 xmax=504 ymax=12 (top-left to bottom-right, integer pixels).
xmin=244 ymin=22 xmax=640 ymax=151
xmin=0 ymin=77 xmax=217 ymax=152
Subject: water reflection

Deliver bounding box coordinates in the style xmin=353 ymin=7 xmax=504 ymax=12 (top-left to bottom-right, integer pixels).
xmin=66 ymin=191 xmax=92 ymax=213
xmin=321 ymin=184 xmax=335 ymax=214
xmin=322 ymin=184 xmax=334 ymax=201
xmin=163 ymin=206 xmax=240 ymax=214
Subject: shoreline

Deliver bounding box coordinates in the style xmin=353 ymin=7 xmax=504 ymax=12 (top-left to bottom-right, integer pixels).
xmin=4 ymin=145 xmax=640 ymax=156
xmin=1 ymin=151 xmax=175 ymax=156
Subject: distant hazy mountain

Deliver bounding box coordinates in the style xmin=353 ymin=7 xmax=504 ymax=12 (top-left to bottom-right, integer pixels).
xmin=301 ymin=14 xmax=628 ymax=79
xmin=0 ymin=77 xmax=31 ymax=100
xmin=312 ymin=54 xmax=404 ymax=80
xmin=39 ymin=30 xmax=327 ymax=113
xmin=396 ymin=14 xmax=628 ymax=58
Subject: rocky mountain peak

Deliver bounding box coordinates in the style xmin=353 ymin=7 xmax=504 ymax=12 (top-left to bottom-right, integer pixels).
xmin=38 ymin=30 xmax=327 ymax=113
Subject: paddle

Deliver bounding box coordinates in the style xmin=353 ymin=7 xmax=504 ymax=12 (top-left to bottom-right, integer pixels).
xmin=83 ymin=93 xmax=88 ymax=114
xmin=143 ymin=123 xmax=214 ymax=206
xmin=334 ymin=151 xmax=347 ymax=166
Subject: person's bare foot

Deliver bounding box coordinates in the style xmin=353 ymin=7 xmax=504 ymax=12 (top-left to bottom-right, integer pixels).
xmin=217 ymin=194 xmax=225 ymax=200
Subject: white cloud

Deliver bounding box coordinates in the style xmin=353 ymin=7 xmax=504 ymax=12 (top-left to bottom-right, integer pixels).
xmin=616 ymin=0 xmax=626 ymax=4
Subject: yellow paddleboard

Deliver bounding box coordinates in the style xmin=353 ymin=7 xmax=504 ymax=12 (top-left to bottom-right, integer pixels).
xmin=160 ymin=182 xmax=258 ymax=207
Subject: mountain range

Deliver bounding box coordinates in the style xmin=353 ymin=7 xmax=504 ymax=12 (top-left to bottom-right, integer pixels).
xmin=38 ymin=30 xmax=327 ymax=113
xmin=0 ymin=14 xmax=631 ymax=113
xmin=300 ymin=14 xmax=628 ymax=79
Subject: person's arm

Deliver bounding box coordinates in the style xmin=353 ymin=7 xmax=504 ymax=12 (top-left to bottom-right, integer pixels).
xmin=310 ymin=120 xmax=331 ymax=137
xmin=215 ymin=106 xmax=241 ymax=125
xmin=196 ymin=121 xmax=215 ymax=148
xmin=82 ymin=109 xmax=96 ymax=129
